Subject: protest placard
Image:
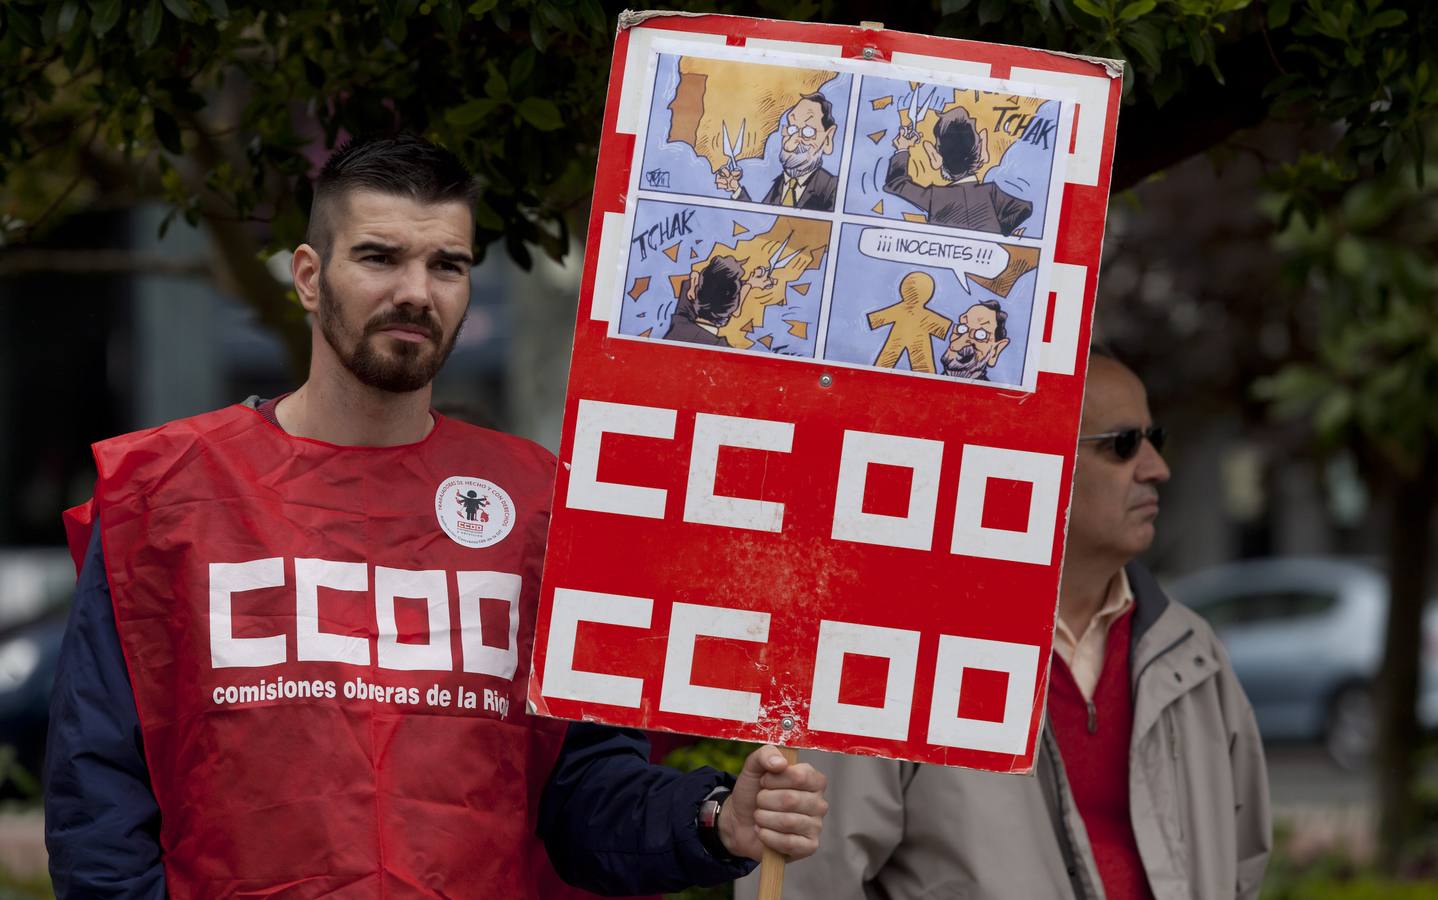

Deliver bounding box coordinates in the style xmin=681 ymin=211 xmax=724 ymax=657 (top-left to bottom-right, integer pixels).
xmin=529 ymin=11 xmax=1122 ymax=774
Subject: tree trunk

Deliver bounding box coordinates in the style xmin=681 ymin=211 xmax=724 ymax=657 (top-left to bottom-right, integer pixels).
xmin=1376 ymin=450 xmax=1437 ymax=871
xmin=201 ymin=214 xmax=311 ymax=379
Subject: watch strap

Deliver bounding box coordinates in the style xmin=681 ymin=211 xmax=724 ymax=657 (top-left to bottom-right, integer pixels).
xmin=696 ymin=786 xmax=738 ymax=861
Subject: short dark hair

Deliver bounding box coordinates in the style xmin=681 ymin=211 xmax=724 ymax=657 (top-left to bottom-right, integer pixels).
xmin=794 ymin=93 xmax=836 ymax=132
xmin=693 ymin=256 xmax=746 ymax=325
xmin=933 ymin=107 xmax=982 ymax=180
xmin=977 ymin=299 xmax=1007 ymax=342
xmin=307 ymin=133 xmax=479 ymax=257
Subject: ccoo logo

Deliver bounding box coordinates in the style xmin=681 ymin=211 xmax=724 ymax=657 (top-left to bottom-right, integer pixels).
xmin=435 ymin=476 xmax=515 ymax=548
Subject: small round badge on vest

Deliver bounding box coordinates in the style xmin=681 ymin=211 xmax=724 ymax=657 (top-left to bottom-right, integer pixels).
xmin=435 ymin=476 xmax=516 ymax=548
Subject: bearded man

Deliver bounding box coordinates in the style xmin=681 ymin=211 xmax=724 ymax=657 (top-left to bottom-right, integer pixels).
xmin=939 ymin=299 xmax=1010 ymax=381
xmin=44 ymin=134 xmax=828 ymax=899
xmin=715 ymin=93 xmax=839 ymax=212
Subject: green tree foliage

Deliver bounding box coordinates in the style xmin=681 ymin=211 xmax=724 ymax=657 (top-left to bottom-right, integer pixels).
xmin=1259 ymin=153 xmax=1437 ymax=476
xmin=0 ymin=0 xmax=610 ymax=264
xmin=1256 ymin=137 xmax=1438 ymax=867
xmin=0 ymin=1 xmax=1434 ymax=257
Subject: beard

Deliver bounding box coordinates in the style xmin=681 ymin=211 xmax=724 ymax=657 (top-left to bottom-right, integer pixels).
xmin=317 ymin=276 xmax=463 ymax=393
xmin=941 ymin=343 xmax=988 ymax=379
xmin=780 ymin=143 xmax=823 ymax=178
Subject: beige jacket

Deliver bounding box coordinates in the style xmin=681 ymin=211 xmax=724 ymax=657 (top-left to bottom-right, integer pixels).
xmin=739 ymin=564 xmax=1270 ymax=900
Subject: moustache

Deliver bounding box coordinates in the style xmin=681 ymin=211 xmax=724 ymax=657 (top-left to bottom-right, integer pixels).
xmin=364 ymin=309 xmax=442 ymax=343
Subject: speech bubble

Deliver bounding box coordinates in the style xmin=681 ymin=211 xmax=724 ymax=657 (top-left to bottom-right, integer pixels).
xmin=858 ymin=227 xmax=1009 ymax=294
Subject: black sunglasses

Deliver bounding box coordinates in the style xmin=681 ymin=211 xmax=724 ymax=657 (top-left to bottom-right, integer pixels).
xmin=1077 ymin=426 xmax=1166 ymax=461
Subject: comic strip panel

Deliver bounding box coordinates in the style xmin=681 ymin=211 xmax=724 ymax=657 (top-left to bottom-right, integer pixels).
xmin=845 ymin=76 xmax=1061 ymax=239
xmin=617 ymin=199 xmax=831 ymax=358
xmin=822 ymin=223 xmax=1040 ymax=388
xmin=638 ymin=53 xmax=854 ymax=213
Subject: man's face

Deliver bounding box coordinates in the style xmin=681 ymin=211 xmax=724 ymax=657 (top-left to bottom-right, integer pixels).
xmin=779 ymin=99 xmax=836 ymax=176
xmin=942 ymin=304 xmax=1009 ymax=378
xmin=1067 ymin=357 xmax=1172 ymax=564
xmin=305 ymin=190 xmax=473 ymax=393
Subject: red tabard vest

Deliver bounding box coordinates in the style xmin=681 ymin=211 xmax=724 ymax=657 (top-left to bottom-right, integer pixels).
xmin=1048 ymin=610 xmax=1155 ymax=900
xmin=85 ymin=404 xmax=570 ymax=898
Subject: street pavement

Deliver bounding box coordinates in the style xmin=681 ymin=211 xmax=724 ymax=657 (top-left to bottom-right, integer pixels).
xmin=1266 ymin=742 xmax=1378 ymax=863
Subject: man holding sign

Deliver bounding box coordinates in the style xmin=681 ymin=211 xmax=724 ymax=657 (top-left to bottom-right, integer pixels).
xmin=741 ymin=354 xmax=1271 ymax=900
xmin=44 ymin=133 xmax=828 ymax=899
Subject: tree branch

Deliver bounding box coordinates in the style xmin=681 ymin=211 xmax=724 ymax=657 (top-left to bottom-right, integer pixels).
xmin=185 ymin=125 xmax=311 ymax=378
xmin=1112 ymin=32 xmax=1285 ymax=192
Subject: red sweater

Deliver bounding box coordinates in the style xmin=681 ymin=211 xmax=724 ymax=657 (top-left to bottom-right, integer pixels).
xmin=1049 ymin=609 xmax=1155 ymax=900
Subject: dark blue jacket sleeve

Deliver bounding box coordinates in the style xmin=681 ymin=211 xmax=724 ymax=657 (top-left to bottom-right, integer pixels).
xmin=537 ymin=722 xmax=756 ymax=895
xmin=43 ymin=526 xmax=166 ymax=899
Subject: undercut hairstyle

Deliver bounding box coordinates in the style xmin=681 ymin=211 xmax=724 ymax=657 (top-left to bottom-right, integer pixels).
xmin=693 ymin=256 xmax=746 ymax=324
xmin=796 ymin=92 xmax=836 ymax=132
xmin=977 ymin=299 xmax=1008 ymax=341
xmin=933 ymin=107 xmax=983 ymax=180
xmin=306 ymin=133 xmax=480 ymax=258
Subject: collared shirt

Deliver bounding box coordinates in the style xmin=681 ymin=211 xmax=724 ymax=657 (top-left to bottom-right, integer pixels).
xmin=730 ymin=167 xmax=818 ymax=203
xmin=1053 ymin=569 xmax=1134 ymax=701
xmin=781 ymin=167 xmax=818 ymax=204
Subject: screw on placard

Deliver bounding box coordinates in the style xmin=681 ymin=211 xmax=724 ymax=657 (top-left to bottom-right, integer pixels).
xmin=862 ymin=47 xmax=876 ymax=60
xmin=819 ymin=374 xmax=833 ymax=388
xmin=781 ymin=716 xmax=796 ymax=731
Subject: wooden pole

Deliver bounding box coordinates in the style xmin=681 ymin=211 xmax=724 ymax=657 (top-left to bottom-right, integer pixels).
xmin=754 ymin=746 xmax=799 ymax=900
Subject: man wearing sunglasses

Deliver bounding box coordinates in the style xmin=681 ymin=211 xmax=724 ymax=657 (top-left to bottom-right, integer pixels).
xmin=744 ymin=352 xmax=1271 ymax=900
xmin=715 ymin=93 xmax=839 ymax=212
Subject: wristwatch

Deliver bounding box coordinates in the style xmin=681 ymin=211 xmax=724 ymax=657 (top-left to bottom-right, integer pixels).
xmin=696 ymin=786 xmax=736 ymax=861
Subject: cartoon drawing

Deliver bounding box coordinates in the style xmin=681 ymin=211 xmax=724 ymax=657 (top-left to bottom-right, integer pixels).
xmin=618 ymin=199 xmax=830 ymax=357
xmin=457 ymin=490 xmax=490 ymax=522
xmin=709 ymin=226 xmax=821 ymax=349
xmin=618 ymin=49 xmax=1072 ymax=390
xmin=714 ymin=94 xmax=839 ymax=211
xmin=845 ymin=78 xmax=1062 ymax=240
xmin=637 ymin=54 xmax=852 ymax=209
xmin=822 ymin=223 xmax=1038 ymax=386
xmin=887 ymin=101 xmax=1032 ymax=237
xmin=866 ymin=272 xmax=951 ymax=372
xmin=940 ymin=301 xmax=1010 ymax=380
xmin=665 ymin=255 xmax=778 ymax=347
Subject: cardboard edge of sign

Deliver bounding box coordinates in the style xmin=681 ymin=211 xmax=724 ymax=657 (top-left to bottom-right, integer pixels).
xmin=614 ymin=9 xmax=1125 ymax=79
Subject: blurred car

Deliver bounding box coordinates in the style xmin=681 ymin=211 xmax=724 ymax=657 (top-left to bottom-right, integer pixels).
xmin=0 ymin=548 xmax=76 ymax=788
xmin=1169 ymin=557 xmax=1438 ymax=769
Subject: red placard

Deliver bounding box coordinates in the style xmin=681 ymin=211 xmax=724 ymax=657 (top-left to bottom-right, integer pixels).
xmin=529 ymin=12 xmax=1122 ymax=772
